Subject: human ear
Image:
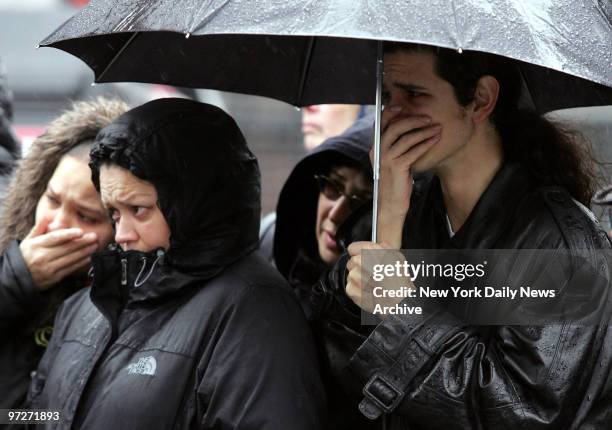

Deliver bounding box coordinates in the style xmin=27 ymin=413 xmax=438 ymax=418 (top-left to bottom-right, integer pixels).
xmin=471 ymin=75 xmax=500 ymax=124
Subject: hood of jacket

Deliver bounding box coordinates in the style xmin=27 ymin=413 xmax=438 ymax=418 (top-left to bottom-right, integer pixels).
xmin=0 ymin=59 xmax=19 ymax=163
xmin=0 ymin=116 xmax=21 ymax=201
xmin=0 ymin=116 xmax=19 ymax=168
xmin=90 ymin=98 xmax=261 ymax=279
xmin=274 ymin=115 xmax=373 ymax=281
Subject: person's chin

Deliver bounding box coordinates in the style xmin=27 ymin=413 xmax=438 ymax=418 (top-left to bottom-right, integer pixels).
xmin=318 ymin=243 xmax=339 ymax=266
xmin=304 ymin=135 xmax=323 ymax=151
xmin=320 ymin=250 xmax=339 ymax=266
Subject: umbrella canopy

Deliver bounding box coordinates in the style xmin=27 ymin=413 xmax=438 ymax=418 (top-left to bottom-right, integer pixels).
xmin=40 ymin=0 xmax=612 ymax=112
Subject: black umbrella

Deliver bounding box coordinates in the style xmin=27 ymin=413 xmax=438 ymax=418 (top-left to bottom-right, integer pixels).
xmin=40 ymin=0 xmax=612 ymax=111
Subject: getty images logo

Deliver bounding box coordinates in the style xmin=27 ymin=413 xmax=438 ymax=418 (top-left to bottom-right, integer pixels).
xmin=126 ymin=356 xmax=157 ymax=376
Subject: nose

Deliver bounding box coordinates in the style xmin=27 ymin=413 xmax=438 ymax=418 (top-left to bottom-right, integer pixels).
xmin=385 ymin=101 xmax=409 ymax=115
xmin=114 ymin=217 xmax=139 ymax=249
xmin=328 ymin=196 xmax=352 ymax=225
xmin=47 ymin=209 xmax=71 ymax=232
xmin=384 ymin=103 xmax=418 ymax=124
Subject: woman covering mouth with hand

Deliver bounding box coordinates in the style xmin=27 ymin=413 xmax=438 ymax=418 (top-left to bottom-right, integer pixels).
xmin=0 ymin=97 xmax=126 ymax=410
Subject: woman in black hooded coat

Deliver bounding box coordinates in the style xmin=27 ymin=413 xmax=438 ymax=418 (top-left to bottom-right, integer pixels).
xmin=274 ymin=116 xmax=373 ymax=315
xmin=27 ymin=98 xmax=325 ymax=430
xmin=272 ymin=116 xmax=377 ymax=430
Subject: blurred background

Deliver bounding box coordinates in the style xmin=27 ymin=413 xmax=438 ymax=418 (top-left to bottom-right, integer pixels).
xmin=1 ymin=0 xmax=610 ymax=223
xmin=0 ymin=0 xmax=306 ymax=216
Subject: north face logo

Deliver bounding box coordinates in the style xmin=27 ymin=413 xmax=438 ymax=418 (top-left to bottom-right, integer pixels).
xmin=127 ymin=356 xmax=157 ymax=376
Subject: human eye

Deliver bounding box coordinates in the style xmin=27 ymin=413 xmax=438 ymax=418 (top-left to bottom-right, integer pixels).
xmin=315 ymin=175 xmax=341 ymax=200
xmin=78 ymin=213 xmax=99 ymax=225
xmin=357 ymin=191 xmax=373 ymax=202
xmin=406 ymin=87 xmax=426 ymax=98
xmin=132 ymin=206 xmax=149 ymax=217
xmin=347 ymin=189 xmax=370 ymax=205
xmin=46 ymin=193 xmax=60 ymax=206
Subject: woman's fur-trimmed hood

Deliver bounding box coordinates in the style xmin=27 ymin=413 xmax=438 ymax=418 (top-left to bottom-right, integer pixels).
xmin=0 ymin=97 xmax=128 ymax=250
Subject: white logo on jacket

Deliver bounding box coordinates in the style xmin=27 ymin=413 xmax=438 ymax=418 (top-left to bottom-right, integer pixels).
xmin=126 ymin=356 xmax=157 ymax=376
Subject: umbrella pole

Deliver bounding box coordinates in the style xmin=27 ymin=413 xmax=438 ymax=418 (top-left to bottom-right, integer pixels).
xmin=371 ymin=40 xmax=384 ymax=243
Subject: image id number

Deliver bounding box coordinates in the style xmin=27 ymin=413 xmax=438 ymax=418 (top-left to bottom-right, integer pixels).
xmin=1 ymin=409 xmax=60 ymax=424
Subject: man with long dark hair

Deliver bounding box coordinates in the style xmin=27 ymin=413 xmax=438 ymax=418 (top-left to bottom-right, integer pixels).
xmin=317 ymin=43 xmax=612 ymax=429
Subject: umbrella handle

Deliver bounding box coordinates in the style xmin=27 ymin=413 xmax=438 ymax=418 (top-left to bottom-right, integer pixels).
xmin=371 ymin=40 xmax=384 ymax=243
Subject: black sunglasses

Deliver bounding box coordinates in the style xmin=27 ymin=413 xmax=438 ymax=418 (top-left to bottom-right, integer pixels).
xmin=314 ymin=174 xmax=372 ymax=211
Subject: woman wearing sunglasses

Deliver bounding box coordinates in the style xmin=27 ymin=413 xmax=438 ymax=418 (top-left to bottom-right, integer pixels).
xmin=273 ymin=116 xmax=373 ymax=316
xmin=272 ymin=116 xmax=375 ymax=430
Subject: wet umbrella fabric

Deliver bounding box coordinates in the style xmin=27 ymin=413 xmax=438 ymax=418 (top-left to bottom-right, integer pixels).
xmin=41 ymin=0 xmax=612 ymax=113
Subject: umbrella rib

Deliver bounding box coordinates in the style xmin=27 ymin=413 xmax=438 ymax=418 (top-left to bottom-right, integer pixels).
xmin=518 ymin=66 xmax=538 ymax=112
xmin=296 ymin=37 xmax=316 ymax=105
xmin=97 ymin=32 xmax=140 ymax=82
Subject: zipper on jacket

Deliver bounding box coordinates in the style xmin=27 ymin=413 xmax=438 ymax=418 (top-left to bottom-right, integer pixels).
xmin=121 ymin=258 xmax=128 ymax=286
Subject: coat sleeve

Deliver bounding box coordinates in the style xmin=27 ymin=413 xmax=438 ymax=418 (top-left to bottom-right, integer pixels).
xmin=0 ymin=240 xmax=46 ymax=331
xmin=195 ymin=282 xmax=326 ymax=430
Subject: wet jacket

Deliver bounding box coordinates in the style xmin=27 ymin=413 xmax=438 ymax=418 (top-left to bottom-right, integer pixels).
xmin=0 ymin=241 xmax=52 ymax=409
xmin=273 ymin=117 xmax=376 ymax=430
xmin=0 ymin=66 xmax=29 ymax=408
xmin=319 ymin=163 xmax=612 ymax=429
xmin=0 ymin=59 xmax=20 ymax=201
xmin=27 ymin=99 xmax=325 ymax=429
xmin=0 ymin=117 xmax=19 ymax=201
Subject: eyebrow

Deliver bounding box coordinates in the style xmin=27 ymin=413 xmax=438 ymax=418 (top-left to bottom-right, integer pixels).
xmin=120 ymin=192 xmax=153 ymax=201
xmin=77 ymin=203 xmax=106 ymax=216
xmin=102 ymin=192 xmax=155 ymax=206
xmin=393 ymin=82 xmax=428 ymax=92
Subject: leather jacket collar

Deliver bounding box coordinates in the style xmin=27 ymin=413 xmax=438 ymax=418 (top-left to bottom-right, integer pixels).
xmin=405 ymin=163 xmax=534 ymax=249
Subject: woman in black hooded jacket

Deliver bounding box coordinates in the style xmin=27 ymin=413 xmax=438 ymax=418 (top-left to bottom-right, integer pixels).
xmin=27 ymin=98 xmax=325 ymax=430
xmin=274 ymin=116 xmax=373 ymax=315
xmin=272 ymin=116 xmax=376 ymax=430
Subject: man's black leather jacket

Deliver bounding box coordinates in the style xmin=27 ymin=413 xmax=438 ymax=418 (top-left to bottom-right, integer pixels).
xmin=316 ymin=163 xmax=612 ymax=429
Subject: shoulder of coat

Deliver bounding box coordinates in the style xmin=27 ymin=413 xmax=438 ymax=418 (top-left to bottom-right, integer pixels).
xmin=538 ymin=186 xmax=611 ymax=249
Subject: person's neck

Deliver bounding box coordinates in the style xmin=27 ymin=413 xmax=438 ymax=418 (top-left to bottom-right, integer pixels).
xmin=436 ymin=127 xmax=503 ymax=233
